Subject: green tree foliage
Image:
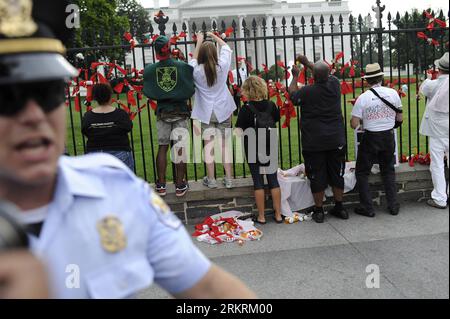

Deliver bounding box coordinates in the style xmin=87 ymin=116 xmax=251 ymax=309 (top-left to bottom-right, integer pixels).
xmin=117 ymin=0 xmax=152 ymax=42
xmin=391 ymin=9 xmax=448 ymax=71
xmin=72 ymin=0 xmax=129 ymax=61
xmin=351 ymin=14 xmax=386 ymax=67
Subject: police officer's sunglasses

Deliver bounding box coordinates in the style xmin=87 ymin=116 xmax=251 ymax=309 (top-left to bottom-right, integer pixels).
xmin=0 ymin=80 xmax=66 ymax=117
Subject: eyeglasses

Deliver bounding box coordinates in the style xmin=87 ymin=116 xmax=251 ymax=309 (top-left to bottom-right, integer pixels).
xmin=0 ymin=80 xmax=67 ymax=117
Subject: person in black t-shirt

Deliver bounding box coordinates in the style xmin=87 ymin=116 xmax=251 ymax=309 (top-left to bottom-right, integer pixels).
xmin=81 ymin=84 xmax=134 ymax=170
xmin=288 ymin=55 xmax=348 ymax=223
xmin=236 ymin=76 xmax=282 ymax=224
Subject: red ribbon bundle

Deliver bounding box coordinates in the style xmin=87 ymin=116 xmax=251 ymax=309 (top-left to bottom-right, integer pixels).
xmin=123 ymin=32 xmax=137 ymax=49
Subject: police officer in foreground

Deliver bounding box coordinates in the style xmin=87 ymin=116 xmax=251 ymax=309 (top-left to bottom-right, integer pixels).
xmin=0 ymin=0 xmax=256 ymax=299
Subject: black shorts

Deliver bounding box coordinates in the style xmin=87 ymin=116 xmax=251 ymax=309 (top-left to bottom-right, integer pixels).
xmin=248 ymin=163 xmax=280 ymax=191
xmin=303 ymin=147 xmax=346 ymax=193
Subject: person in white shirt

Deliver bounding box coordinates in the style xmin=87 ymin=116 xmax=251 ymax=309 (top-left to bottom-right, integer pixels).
xmin=189 ymin=32 xmax=236 ymax=189
xmin=351 ymin=63 xmax=403 ymax=218
xmin=419 ymin=52 xmax=449 ymax=209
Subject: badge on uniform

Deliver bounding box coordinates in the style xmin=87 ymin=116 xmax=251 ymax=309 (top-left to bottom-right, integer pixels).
xmin=0 ymin=0 xmax=38 ymax=38
xmin=150 ymin=192 xmax=181 ymax=230
xmin=97 ymin=216 xmax=127 ymax=253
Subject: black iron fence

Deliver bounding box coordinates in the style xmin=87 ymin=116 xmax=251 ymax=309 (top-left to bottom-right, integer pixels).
xmin=66 ymin=4 xmax=449 ymax=184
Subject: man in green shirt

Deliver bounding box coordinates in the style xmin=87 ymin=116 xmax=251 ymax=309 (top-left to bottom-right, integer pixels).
xmin=143 ymin=36 xmax=194 ymax=197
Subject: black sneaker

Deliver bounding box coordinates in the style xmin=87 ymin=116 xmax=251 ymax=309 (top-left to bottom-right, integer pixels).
xmin=155 ymin=182 xmax=167 ymax=197
xmin=329 ymin=206 xmax=349 ymax=220
xmin=176 ymin=182 xmax=189 ymax=197
xmin=354 ymin=207 xmax=375 ymax=218
xmin=312 ymin=207 xmax=325 ymax=223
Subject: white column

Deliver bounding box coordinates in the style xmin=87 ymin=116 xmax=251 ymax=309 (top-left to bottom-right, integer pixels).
xmin=238 ymin=15 xmax=247 ymax=59
xmin=266 ymin=14 xmax=275 ymax=67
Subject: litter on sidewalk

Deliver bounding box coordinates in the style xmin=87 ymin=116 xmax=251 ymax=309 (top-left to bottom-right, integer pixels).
xmin=192 ymin=211 xmax=263 ymax=245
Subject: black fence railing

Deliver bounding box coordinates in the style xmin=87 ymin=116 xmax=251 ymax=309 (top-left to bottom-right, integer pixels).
xmin=66 ymin=6 xmax=449 ymax=184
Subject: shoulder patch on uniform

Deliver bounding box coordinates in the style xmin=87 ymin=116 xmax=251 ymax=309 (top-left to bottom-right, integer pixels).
xmin=149 ymin=191 xmax=181 ymax=230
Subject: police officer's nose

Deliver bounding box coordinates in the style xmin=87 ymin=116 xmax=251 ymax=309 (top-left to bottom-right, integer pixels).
xmin=17 ymin=99 xmax=47 ymax=125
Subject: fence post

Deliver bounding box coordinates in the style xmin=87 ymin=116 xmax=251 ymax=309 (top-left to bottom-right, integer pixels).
xmin=373 ymin=0 xmax=385 ymax=67
xmin=154 ymin=10 xmax=169 ymax=35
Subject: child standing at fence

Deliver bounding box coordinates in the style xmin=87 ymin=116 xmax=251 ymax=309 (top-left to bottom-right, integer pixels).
xmin=236 ymin=76 xmax=282 ymax=224
xmin=190 ymin=32 xmax=236 ymax=189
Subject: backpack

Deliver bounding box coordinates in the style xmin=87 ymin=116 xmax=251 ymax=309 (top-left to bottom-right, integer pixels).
xmin=246 ymin=101 xmax=277 ymax=165
xmin=246 ymin=102 xmax=276 ymax=130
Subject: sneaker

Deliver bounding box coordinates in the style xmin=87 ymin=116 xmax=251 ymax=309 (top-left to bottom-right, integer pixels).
xmin=328 ymin=206 xmax=349 ymax=220
xmin=223 ymin=177 xmax=233 ymax=189
xmin=176 ymin=182 xmax=189 ymax=197
xmin=426 ymin=199 xmax=447 ymax=209
xmin=203 ymin=176 xmax=218 ymax=189
xmin=312 ymin=207 xmax=325 ymax=223
xmin=354 ymin=207 xmax=375 ymax=218
xmin=155 ymin=182 xmax=167 ymax=197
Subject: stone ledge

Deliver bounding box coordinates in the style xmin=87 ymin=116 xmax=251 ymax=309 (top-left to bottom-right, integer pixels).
xmin=162 ymin=163 xmax=432 ymax=205
xmin=156 ymin=163 xmax=437 ymax=225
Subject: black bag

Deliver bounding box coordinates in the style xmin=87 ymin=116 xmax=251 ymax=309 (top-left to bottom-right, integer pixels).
xmin=246 ymin=102 xmax=277 ymax=164
xmin=246 ymin=102 xmax=276 ymax=130
xmin=370 ymin=88 xmax=403 ymax=129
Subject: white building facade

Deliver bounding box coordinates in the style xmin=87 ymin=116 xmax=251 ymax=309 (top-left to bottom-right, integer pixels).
xmin=129 ymin=0 xmax=352 ymax=73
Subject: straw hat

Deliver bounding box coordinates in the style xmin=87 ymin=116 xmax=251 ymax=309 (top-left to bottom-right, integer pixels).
xmin=434 ymin=52 xmax=449 ymax=72
xmin=362 ymin=63 xmax=385 ymax=79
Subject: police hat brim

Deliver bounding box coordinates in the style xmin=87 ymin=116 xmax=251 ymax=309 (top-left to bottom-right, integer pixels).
xmin=0 ymin=53 xmax=78 ymax=85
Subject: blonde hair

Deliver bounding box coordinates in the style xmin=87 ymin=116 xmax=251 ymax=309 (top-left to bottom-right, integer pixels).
xmin=198 ymin=41 xmax=218 ymax=87
xmin=242 ymin=76 xmax=268 ymax=101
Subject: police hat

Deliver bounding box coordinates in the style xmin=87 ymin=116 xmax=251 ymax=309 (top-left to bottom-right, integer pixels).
xmin=0 ymin=0 xmax=78 ymax=85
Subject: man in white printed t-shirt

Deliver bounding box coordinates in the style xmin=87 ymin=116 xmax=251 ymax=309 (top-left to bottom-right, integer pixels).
xmin=351 ymin=63 xmax=403 ymax=218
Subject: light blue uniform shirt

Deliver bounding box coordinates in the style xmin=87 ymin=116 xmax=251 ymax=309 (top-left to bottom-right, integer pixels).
xmin=27 ymin=154 xmax=211 ymax=299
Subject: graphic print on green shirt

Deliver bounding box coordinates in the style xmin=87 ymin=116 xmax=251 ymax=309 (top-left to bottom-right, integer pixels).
xmin=157 ymin=66 xmax=177 ymax=92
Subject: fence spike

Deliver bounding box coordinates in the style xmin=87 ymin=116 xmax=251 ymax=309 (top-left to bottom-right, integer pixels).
xmin=281 ymin=16 xmax=286 ymax=26
xmin=192 ymin=22 xmax=197 ymax=33
xmin=272 ymin=17 xmax=277 ymax=27
xmin=291 ymin=16 xmax=296 ymax=25
xmin=172 ymin=23 xmax=177 ymax=33
xmin=338 ymin=14 xmax=343 ymax=24
xmin=182 ymin=22 xmax=187 ymax=32
xmin=212 ymin=20 xmax=217 ymax=31
xmin=221 ymin=20 xmax=226 ymax=32
xmin=149 ymin=22 xmax=154 ymax=34
xmin=330 ymin=14 xmax=334 ymax=24
xmin=300 ymin=16 xmax=305 ymax=25
xmin=242 ymin=18 xmax=247 ymax=29
xmin=310 ymin=15 xmax=315 ymax=24
xmin=201 ymin=21 xmax=207 ymax=31
xmin=252 ymin=18 xmax=257 ymax=30
xmin=320 ymin=14 xmax=324 ymax=25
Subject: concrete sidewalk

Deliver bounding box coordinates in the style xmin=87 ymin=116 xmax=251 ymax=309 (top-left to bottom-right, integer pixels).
xmin=139 ymin=203 xmax=449 ymax=299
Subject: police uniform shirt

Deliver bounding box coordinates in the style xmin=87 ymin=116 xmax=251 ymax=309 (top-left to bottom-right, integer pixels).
xmin=24 ymin=154 xmax=211 ymax=299
xmin=352 ymin=84 xmax=402 ymax=132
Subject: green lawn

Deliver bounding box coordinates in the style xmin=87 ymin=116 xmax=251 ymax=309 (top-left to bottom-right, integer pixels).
xmin=66 ymin=85 xmax=427 ymax=183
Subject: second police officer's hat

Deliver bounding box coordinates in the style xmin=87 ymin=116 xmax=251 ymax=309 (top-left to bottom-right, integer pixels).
xmin=0 ymin=0 xmax=78 ymax=85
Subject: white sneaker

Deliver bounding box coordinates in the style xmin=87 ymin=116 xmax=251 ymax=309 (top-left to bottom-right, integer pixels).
xmin=203 ymin=176 xmax=218 ymax=189
xmin=223 ymin=177 xmax=233 ymax=189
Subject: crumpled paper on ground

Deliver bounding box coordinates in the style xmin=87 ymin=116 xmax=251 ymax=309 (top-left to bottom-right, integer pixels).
xmin=192 ymin=211 xmax=263 ymax=245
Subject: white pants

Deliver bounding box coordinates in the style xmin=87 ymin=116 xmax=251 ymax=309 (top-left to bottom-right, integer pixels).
xmin=429 ymin=136 xmax=449 ymax=206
